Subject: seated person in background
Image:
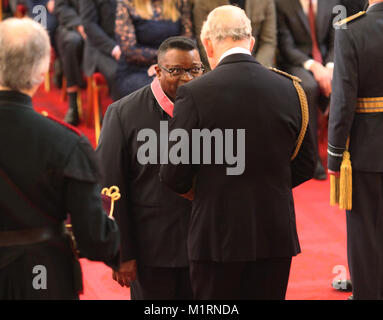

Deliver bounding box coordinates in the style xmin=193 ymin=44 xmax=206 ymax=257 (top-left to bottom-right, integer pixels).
xmin=96 ymin=37 xmax=203 ymax=299
xmin=341 ymin=0 xmax=367 ymax=15
xmin=54 ymin=0 xmax=85 ymax=126
xmin=275 ymin=0 xmax=339 ymax=180
xmin=25 ymin=0 xmax=58 ymax=49
xmin=114 ymin=0 xmax=193 ymax=100
xmin=80 ymin=0 xmax=120 ymax=101
xmin=192 ymin=0 xmax=277 ymax=70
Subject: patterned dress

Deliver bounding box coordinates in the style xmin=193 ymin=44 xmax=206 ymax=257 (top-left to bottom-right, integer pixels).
xmin=115 ymin=0 xmax=193 ymax=99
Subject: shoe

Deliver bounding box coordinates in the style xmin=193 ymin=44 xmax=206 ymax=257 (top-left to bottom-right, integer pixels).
xmin=314 ymin=161 xmax=327 ymax=180
xmin=64 ymin=107 xmax=79 ymax=126
xmin=332 ymin=279 xmax=352 ymax=292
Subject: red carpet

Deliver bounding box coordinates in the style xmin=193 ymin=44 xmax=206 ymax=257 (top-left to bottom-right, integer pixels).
xmin=32 ymin=83 xmax=351 ymax=300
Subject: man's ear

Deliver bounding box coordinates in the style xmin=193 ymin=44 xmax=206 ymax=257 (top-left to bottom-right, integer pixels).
xmin=155 ymin=65 xmax=162 ymax=78
xmin=249 ymin=36 xmax=255 ymax=53
xmin=202 ymin=38 xmax=214 ymax=58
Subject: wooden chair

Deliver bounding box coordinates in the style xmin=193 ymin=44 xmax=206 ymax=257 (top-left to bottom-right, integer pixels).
xmin=87 ymin=73 xmax=108 ymax=145
xmin=0 ymin=0 xmax=3 ymax=21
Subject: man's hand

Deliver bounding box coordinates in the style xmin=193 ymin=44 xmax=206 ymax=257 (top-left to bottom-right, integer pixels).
xmin=46 ymin=0 xmax=55 ymax=13
xmin=111 ymin=45 xmax=122 ymax=61
xmin=112 ymin=259 xmax=137 ymax=287
xmin=77 ymin=25 xmax=87 ymax=40
xmin=309 ymin=61 xmax=332 ymax=97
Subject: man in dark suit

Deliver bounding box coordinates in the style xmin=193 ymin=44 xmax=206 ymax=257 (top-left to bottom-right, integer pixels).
xmin=159 ymin=5 xmax=316 ymax=300
xmin=96 ymin=37 xmax=204 ymax=299
xmin=276 ymin=0 xmax=339 ymax=180
xmin=0 ymin=18 xmax=119 ymax=299
xmin=54 ymin=0 xmax=85 ymax=126
xmin=328 ymin=0 xmax=383 ymax=300
xmin=80 ymin=0 xmax=120 ymax=101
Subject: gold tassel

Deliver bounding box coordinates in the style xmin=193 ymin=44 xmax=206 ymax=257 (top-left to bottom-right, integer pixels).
xmin=339 ymin=150 xmax=352 ymax=210
xmin=330 ymin=174 xmax=340 ymax=206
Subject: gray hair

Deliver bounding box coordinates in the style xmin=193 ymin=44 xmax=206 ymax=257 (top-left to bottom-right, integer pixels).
xmin=200 ymin=5 xmax=252 ymax=43
xmin=0 ymin=18 xmax=51 ymax=91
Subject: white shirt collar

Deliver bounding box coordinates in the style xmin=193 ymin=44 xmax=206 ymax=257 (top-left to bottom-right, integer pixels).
xmin=218 ymin=47 xmax=252 ymax=64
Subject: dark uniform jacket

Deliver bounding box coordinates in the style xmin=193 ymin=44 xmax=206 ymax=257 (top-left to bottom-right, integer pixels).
xmin=80 ymin=0 xmax=117 ymax=76
xmin=160 ymin=54 xmax=316 ymax=262
xmin=328 ymin=3 xmax=383 ymax=172
xmin=96 ymin=84 xmax=191 ymax=267
xmin=276 ymin=0 xmax=338 ymax=67
xmin=0 ymin=91 xmax=119 ymax=299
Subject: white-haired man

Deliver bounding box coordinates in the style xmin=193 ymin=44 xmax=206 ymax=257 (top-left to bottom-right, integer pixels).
xmin=0 ymin=18 xmax=119 ymax=300
xmin=160 ymin=5 xmax=315 ymax=299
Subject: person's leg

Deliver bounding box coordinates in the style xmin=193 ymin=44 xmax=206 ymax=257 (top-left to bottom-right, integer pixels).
xmin=241 ymin=258 xmax=292 ymax=300
xmin=175 ymin=267 xmax=193 ymax=300
xmin=57 ymin=29 xmax=84 ymax=125
xmin=347 ymin=171 xmax=383 ymax=300
xmin=94 ymin=52 xmax=119 ymax=101
xmin=189 ymin=260 xmax=244 ymax=299
xmin=130 ymin=265 xmax=179 ymax=300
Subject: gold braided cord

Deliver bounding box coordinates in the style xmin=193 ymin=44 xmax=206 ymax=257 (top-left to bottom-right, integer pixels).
xmin=291 ymin=80 xmax=309 ymax=160
xmin=101 ymin=186 xmax=121 ymax=218
xmin=268 ymin=67 xmax=309 ymax=160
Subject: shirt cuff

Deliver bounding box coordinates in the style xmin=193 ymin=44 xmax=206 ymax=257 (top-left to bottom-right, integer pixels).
xmin=326 ymin=62 xmax=334 ymax=69
xmin=303 ymin=59 xmax=315 ymax=70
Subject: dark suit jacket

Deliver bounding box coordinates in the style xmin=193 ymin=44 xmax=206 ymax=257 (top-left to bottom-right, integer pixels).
xmin=328 ymin=3 xmax=383 ymax=172
xmin=276 ymin=0 xmax=339 ymax=67
xmin=193 ymin=0 xmax=277 ymax=69
xmin=96 ymin=85 xmax=191 ymax=267
xmin=54 ymin=0 xmax=81 ymax=30
xmin=160 ymin=54 xmax=316 ymax=262
xmin=80 ymin=0 xmax=117 ymax=76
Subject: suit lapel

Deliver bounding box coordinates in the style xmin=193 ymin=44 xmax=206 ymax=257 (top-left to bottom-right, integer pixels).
xmin=294 ymin=0 xmax=311 ymax=36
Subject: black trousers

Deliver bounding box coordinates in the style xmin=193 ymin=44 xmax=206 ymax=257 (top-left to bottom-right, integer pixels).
xmin=347 ymin=170 xmax=383 ymax=300
xmin=190 ymin=258 xmax=292 ymax=300
xmin=93 ymin=52 xmax=119 ymax=101
xmin=56 ymin=27 xmax=84 ymax=88
xmin=130 ymin=265 xmax=192 ymax=300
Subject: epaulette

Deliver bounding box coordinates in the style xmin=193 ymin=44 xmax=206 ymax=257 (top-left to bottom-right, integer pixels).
xmin=269 ymin=67 xmax=302 ymax=83
xmin=41 ymin=110 xmax=82 ymax=136
xmin=335 ymin=11 xmax=366 ymax=28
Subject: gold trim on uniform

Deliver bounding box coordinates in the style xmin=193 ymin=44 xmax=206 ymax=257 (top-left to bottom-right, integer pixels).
xmin=356 ymin=97 xmax=383 ymax=113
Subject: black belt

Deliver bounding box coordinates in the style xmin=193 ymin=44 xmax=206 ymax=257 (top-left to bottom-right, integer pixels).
xmin=0 ymin=224 xmax=66 ymax=247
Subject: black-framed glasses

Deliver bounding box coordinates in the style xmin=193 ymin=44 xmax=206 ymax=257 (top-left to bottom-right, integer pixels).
xmin=158 ymin=64 xmax=205 ymax=78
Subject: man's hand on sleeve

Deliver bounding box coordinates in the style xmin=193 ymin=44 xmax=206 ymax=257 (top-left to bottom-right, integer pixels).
xmin=112 ymin=259 xmax=137 ymax=287
xmin=111 ymin=45 xmax=122 ymax=61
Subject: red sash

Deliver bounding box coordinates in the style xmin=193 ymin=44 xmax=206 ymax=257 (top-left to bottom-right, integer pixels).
xmin=151 ymin=77 xmax=174 ymax=118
